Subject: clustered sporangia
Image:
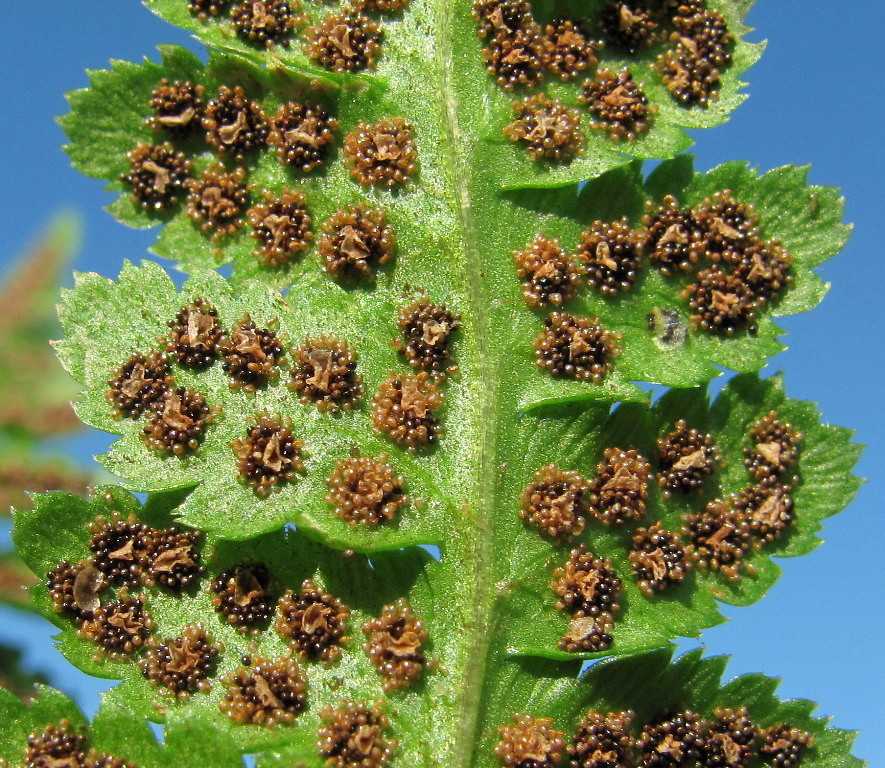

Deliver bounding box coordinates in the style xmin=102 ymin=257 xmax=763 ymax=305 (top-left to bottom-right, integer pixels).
xmin=544 ymin=20 xmax=596 ymax=80
xmin=141 ymin=387 xmax=215 ymax=456
xmin=579 ymin=69 xmax=652 ymax=141
xmin=139 ymin=624 xmax=221 ymax=698
xmin=289 ymin=336 xmax=363 ymax=412
xmin=142 ymin=525 xmax=204 ymax=590
xmin=656 ymin=419 xmax=721 ymax=495
xmin=304 ymin=11 xmax=382 ymax=72
xmin=185 ymin=164 xmax=249 ymax=240
xmin=211 ymin=561 xmax=275 ymax=633
xmin=745 ymin=411 xmax=803 ymax=482
xmin=147 ymin=79 xmax=205 ymax=138
xmin=684 ymin=497 xmax=751 ymax=582
xmin=202 ymin=85 xmax=268 ymax=160
xmin=494 ymin=713 xmax=565 ymax=768
xmin=533 ymin=311 xmax=622 ymax=382
xmin=276 ymin=579 xmax=350 ymax=662
xmin=231 ymin=414 xmax=305 ymax=495
xmin=578 ymin=218 xmax=644 ymax=296
xmin=219 ymin=314 xmax=286 ymax=391
xmin=230 ymin=0 xmax=305 ymax=48
xmin=46 ymin=561 xmax=104 ymax=622
xmin=22 ymin=720 xmax=136 ymax=768
xmin=371 ymin=372 xmax=443 ymax=449
xmin=759 ymin=724 xmax=815 ymax=768
xmin=78 ymin=595 xmax=154 ymax=659
xmin=325 ymin=454 xmax=407 ymax=525
xmin=267 ymin=101 xmax=338 ymax=171
xmin=587 ymin=447 xmax=651 ymax=525
xmin=362 ymin=599 xmax=428 ymax=691
xmin=220 ymin=656 xmax=307 ymax=725
xmin=106 ymin=351 xmax=173 ymax=418
xmin=513 ymin=234 xmax=583 ymax=307
xmin=629 ymin=522 xmax=692 ymax=596
xmin=638 ymin=710 xmax=706 ymax=767
xmin=504 ymin=94 xmax=584 ymax=162
xmin=343 ymin=118 xmax=417 ymax=188
xmin=164 ymin=299 xmax=222 ymax=368
xmin=520 ymin=464 xmax=588 ymax=540
xmin=122 ymin=143 xmax=191 ymax=211
xmin=568 ymin=709 xmax=634 ymax=768
xmin=247 ymin=190 xmax=313 ymax=267
xmin=317 ymin=701 xmax=393 ymax=768
xmin=601 ymin=1 xmax=658 ymax=53
xmin=318 ymin=205 xmax=395 ymax=280
xmin=395 ymin=298 xmax=460 ymax=376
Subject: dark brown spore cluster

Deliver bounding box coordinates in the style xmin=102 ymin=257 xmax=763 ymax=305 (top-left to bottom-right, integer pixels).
xmin=325 ymin=454 xmax=407 ymax=526
xmin=495 ymin=713 xmax=565 ymax=767
xmin=533 ymin=312 xmax=622 ymax=382
xmin=683 ymin=497 xmax=751 ymax=581
xmin=637 ymin=710 xmax=706 ymax=768
xmin=276 ymin=579 xmax=349 ymax=662
xmin=362 ymin=599 xmax=428 ymax=691
xmin=504 ymin=94 xmax=584 ymax=162
xmin=703 ymin=707 xmax=756 ymax=768
xmin=188 ymin=0 xmax=231 ymax=22
xmin=629 ymin=522 xmax=692 ymax=596
xmin=371 ymin=372 xmax=443 ymax=449
xmin=568 ymin=709 xmax=635 ymax=768
xmin=744 ymin=411 xmax=803 ymax=482
xmin=46 ymin=561 xmax=104 ymax=622
xmin=220 ymin=656 xmax=307 ymax=725
xmin=683 ymin=267 xmax=758 ymax=336
xmin=142 ymin=387 xmax=215 ymax=456
xmin=473 ymin=0 xmax=548 ymax=91
xmin=734 ymin=482 xmax=795 ymax=545
xmin=587 ymin=447 xmax=651 ymax=525
xmin=219 ymin=314 xmax=286 ymax=391
xmin=230 ymin=0 xmax=304 ymax=48
xmin=318 ymin=205 xmax=395 ymax=280
xmin=185 ymin=165 xmax=249 ymax=240
xmin=579 ymin=69 xmax=651 ymax=141
xmin=88 ymin=514 xmax=152 ymax=586
xmin=231 ymin=414 xmax=304 ymax=495
xmin=122 ymin=143 xmax=191 ymax=212
xmin=543 ymin=20 xmax=596 ymax=81
xmin=211 ymin=561 xmax=275 ymax=633
xmin=141 ymin=525 xmax=203 ymax=590
xmin=344 ymin=118 xmax=417 ymax=188
xmin=139 ymin=624 xmax=220 ymax=698
xmin=396 ymin=298 xmax=460 ymax=375
xmin=267 ymin=101 xmax=338 ymax=172
xmin=23 ymin=721 xmax=88 ymax=768
xmin=578 ymin=219 xmax=644 ymax=296
xmin=601 ymin=1 xmax=658 ymax=53
xmin=317 ymin=701 xmax=393 ymax=768
xmin=202 ymin=85 xmax=268 ymax=161
xmin=247 ymin=190 xmax=313 ymax=268
xmin=759 ymin=724 xmax=814 ymax=768
xmin=656 ymin=419 xmax=720 ymax=496
xmin=78 ymin=596 xmax=153 ymax=658
xmin=643 ymin=196 xmax=705 ymax=276
xmin=520 ymin=464 xmax=588 ymax=541
xmin=289 ymin=336 xmax=362 ymax=412
xmin=164 ymin=299 xmax=222 ymax=368
xmin=304 ymin=11 xmax=382 ymax=72
xmin=147 ymin=79 xmax=205 ymax=138
xmin=106 ymin=351 xmax=172 ymax=419
xmin=513 ymin=234 xmax=582 ymax=308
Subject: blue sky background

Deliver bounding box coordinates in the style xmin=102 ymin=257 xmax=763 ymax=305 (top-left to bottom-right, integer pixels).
xmin=1 ymin=1 xmax=882 ymax=761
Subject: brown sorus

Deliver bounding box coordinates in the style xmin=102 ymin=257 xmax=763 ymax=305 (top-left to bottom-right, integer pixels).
xmin=732 ymin=240 xmax=793 ymax=306
xmin=142 ymin=526 xmax=203 ymax=591
xmin=587 ymin=447 xmax=652 ymax=525
xmin=202 ymin=86 xmax=268 ymax=161
xmin=656 ymin=419 xmax=721 ymax=495
xmin=289 ymin=336 xmax=362 ymax=412
xmin=78 ymin=595 xmax=153 ymax=659
xmin=657 ymin=45 xmax=722 ymax=107
xmin=472 ymin=0 xmax=534 ymax=39
xmin=758 ymin=724 xmax=814 ymax=768
xmin=46 ymin=560 xmax=104 ymax=622
xmin=147 ymin=79 xmax=205 ymax=138
xmin=578 ymin=218 xmax=644 ymax=296
xmin=744 ymin=410 xmax=803 ymax=481
xmin=683 ymin=266 xmax=758 ymax=336
xmin=684 ymin=497 xmax=751 ymax=581
xmin=559 ymin=613 xmax=614 ymax=653
xmin=504 ymin=94 xmax=584 ymax=162
xmin=396 ymin=298 xmax=460 ymax=375
xmin=484 ymin=26 xmax=548 ymax=91
xmin=122 ymin=143 xmax=191 ymax=212
xmin=219 ymin=656 xmax=307 ymax=725
xmin=318 ymin=205 xmax=395 ymax=280
xmin=24 ymin=721 xmax=88 ymax=768
xmin=267 ymin=101 xmax=338 ymax=172
xmin=230 ymin=0 xmax=304 ymax=48
xmin=568 ymin=709 xmax=635 ymax=768
xmin=139 ymin=624 xmax=220 ymax=699
xmin=533 ymin=312 xmax=622 ymax=382
xmin=247 ymin=190 xmax=312 ymax=268
xmin=304 ymin=11 xmax=382 ymax=72
xmin=551 ymin=545 xmax=622 ymax=618
xmin=188 ymin=0 xmax=231 ymax=22
xmin=734 ymin=482 xmax=795 ymax=544
xmin=106 ymin=351 xmax=172 ymax=419
xmin=637 ymin=710 xmax=707 ymax=768
xmin=185 ymin=165 xmax=249 ymax=240
xmin=601 ymin=1 xmax=658 ymax=53
xmin=629 ymin=522 xmax=692 ymax=596
xmin=141 ymin=387 xmax=215 ymax=457
xmin=673 ymin=9 xmax=734 ymax=69
xmin=703 ymin=707 xmax=757 ymax=768
xmin=164 ymin=299 xmax=222 ymax=369
xmin=325 ymin=454 xmax=407 ymax=526
xmin=544 ymin=20 xmax=596 ymax=80
xmin=211 ymin=561 xmax=275 ymax=633
xmin=520 ymin=464 xmax=589 ymax=541
xmin=693 ymin=190 xmax=760 ymax=263
xmin=579 ymin=69 xmax=651 ymax=141
xmin=362 ymin=599 xmax=428 ymax=692
xmin=219 ymin=314 xmax=286 ymax=392
xmin=643 ymin=195 xmax=704 ymax=276
xmin=276 ymin=579 xmax=349 ymax=662
xmin=88 ymin=513 xmax=152 ymax=586
xmin=231 ymin=414 xmax=304 ymax=496
xmin=370 ymin=372 xmax=443 ymax=449
xmin=513 ymin=234 xmax=582 ymax=307
xmin=495 ymin=713 xmax=565 ymax=767
xmin=317 ymin=701 xmax=393 ymax=768
xmin=344 ymin=118 xmax=417 ymax=188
